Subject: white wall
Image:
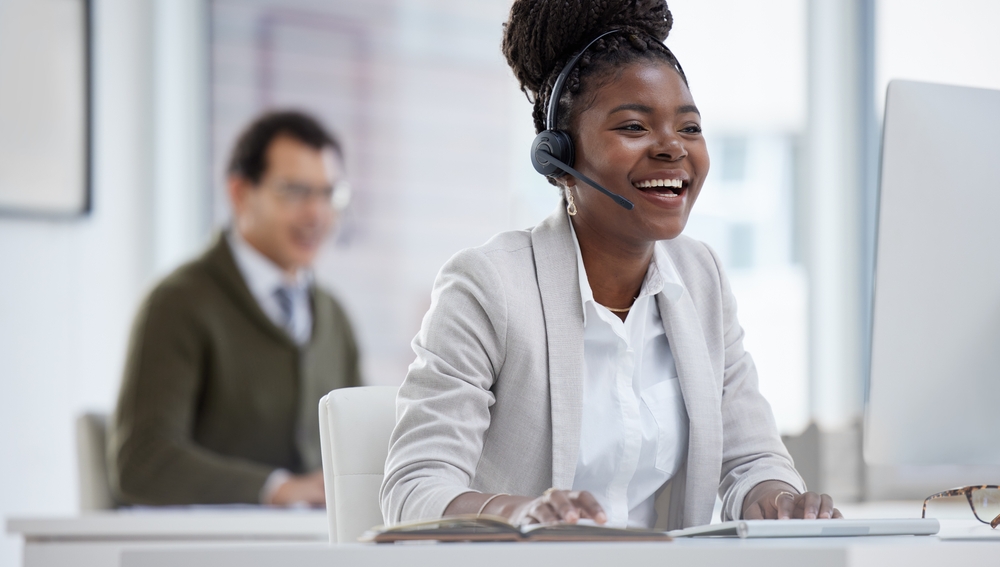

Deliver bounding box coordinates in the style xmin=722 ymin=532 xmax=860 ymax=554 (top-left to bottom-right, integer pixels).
xmin=0 ymin=0 xmax=207 ymax=564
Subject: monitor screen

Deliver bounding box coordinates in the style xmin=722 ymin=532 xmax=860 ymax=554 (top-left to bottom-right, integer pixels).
xmin=865 ymin=80 xmax=1000 ymax=472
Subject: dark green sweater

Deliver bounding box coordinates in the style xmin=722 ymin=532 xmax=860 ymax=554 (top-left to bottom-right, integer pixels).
xmin=109 ymin=234 xmax=360 ymax=505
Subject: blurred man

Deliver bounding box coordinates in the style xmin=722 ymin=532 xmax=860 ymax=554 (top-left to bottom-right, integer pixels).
xmin=110 ymin=111 xmax=360 ymax=506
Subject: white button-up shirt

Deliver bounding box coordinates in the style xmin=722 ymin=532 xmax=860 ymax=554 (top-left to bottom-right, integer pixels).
xmin=569 ymin=223 xmax=689 ymax=528
xmin=227 ymin=229 xmax=313 ymax=345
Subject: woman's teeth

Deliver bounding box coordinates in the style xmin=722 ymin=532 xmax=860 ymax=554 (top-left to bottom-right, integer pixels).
xmin=634 ymin=178 xmax=684 ymax=196
xmin=635 ymin=179 xmax=683 ymax=189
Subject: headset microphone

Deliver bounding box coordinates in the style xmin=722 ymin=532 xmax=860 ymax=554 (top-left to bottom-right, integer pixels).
xmin=532 ymin=143 xmax=634 ymax=210
xmin=529 ymin=30 xmax=634 ymax=211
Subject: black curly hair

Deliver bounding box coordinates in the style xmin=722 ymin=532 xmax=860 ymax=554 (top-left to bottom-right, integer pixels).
xmin=501 ymin=0 xmax=687 ymax=135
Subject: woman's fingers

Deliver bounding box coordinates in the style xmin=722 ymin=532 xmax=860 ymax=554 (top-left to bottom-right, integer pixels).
xmin=572 ymin=491 xmax=607 ymax=524
xmin=776 ymin=491 xmax=796 ymax=520
xmin=818 ymin=494 xmax=835 ymax=519
xmin=799 ymin=492 xmax=821 ymax=519
xmin=796 ymin=492 xmax=843 ymax=520
xmin=523 ymin=489 xmax=608 ymax=526
xmin=741 ymin=483 xmax=842 ymax=521
xmin=523 ymin=489 xmax=588 ymax=525
xmin=546 ymin=490 xmax=579 ymax=523
xmin=528 ymin=500 xmax=559 ymax=524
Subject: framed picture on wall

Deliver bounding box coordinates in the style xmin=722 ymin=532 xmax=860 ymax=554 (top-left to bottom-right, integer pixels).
xmin=0 ymin=0 xmax=91 ymax=217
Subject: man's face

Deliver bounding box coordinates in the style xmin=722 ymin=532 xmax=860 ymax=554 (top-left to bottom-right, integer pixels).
xmin=229 ymin=135 xmax=340 ymax=274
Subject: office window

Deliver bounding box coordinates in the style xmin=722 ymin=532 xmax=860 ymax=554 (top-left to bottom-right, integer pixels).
xmin=729 ymin=224 xmax=755 ymax=270
xmin=876 ymin=0 xmax=1000 ymax=108
xmin=671 ymin=0 xmax=809 ymax=434
xmin=718 ymin=136 xmax=748 ymax=183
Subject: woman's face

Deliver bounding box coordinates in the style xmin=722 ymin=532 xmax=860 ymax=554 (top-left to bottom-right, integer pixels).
xmin=565 ymin=61 xmax=709 ymax=245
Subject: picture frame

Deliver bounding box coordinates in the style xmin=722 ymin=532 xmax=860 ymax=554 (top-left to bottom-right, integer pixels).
xmin=0 ymin=0 xmax=91 ymax=218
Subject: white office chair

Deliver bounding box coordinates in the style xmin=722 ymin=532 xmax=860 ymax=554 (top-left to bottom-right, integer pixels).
xmin=318 ymin=386 xmax=398 ymax=543
xmin=76 ymin=412 xmax=118 ymax=510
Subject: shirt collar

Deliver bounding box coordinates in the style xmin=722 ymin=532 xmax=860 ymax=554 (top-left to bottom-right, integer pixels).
xmin=567 ymin=215 xmax=685 ymax=324
xmin=227 ymin=228 xmax=311 ymax=301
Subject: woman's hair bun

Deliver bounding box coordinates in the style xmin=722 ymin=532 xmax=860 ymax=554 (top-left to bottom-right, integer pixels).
xmin=502 ymin=0 xmax=674 ymax=100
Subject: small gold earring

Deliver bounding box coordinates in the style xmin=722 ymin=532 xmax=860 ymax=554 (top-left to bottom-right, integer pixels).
xmin=565 ymin=187 xmax=578 ymax=216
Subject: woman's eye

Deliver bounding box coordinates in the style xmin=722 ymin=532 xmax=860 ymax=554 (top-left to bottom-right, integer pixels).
xmin=618 ymin=123 xmax=646 ymax=132
xmin=681 ymin=124 xmax=703 ymax=134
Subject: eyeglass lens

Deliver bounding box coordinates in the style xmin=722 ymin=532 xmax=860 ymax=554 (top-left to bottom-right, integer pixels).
xmin=278 ymin=183 xmax=332 ymax=202
xmin=970 ymin=488 xmax=1000 ymax=526
xmin=272 ymin=181 xmax=350 ymax=210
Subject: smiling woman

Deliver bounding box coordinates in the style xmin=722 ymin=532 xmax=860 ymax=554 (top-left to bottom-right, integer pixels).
xmin=379 ymin=0 xmax=840 ymax=530
xmin=569 ymin=64 xmax=708 ymax=269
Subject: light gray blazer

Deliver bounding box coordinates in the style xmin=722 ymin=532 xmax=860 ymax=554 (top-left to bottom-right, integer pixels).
xmin=380 ymin=208 xmax=804 ymax=530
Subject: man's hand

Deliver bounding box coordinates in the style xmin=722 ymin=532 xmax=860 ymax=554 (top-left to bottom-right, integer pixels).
xmin=267 ymin=471 xmax=326 ymax=507
xmin=742 ymin=480 xmax=843 ymax=520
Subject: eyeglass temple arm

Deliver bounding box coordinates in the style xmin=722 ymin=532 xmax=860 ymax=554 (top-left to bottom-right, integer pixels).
xmin=921 ymin=489 xmax=969 ymax=517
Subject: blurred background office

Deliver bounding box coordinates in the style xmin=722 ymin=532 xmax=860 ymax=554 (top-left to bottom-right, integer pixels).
xmin=1 ymin=0 xmax=999 ymax=565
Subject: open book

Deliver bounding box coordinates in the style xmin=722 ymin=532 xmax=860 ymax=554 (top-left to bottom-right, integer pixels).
xmin=360 ymin=515 xmax=673 ymax=543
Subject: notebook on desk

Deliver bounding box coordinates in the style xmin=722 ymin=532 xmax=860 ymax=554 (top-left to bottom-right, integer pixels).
xmin=667 ymin=518 xmax=939 ymax=539
xmin=360 ymin=515 xmax=672 ymax=543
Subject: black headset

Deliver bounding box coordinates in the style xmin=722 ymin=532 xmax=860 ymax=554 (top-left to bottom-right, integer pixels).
xmin=529 ymin=30 xmax=635 ymax=210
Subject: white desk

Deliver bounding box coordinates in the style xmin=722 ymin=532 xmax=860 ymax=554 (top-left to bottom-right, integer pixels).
xmin=118 ymin=535 xmax=998 ymax=567
xmin=10 ymin=502 xmax=998 ymax=567
xmin=5 ymin=508 xmax=328 ymax=567
xmin=116 ymin=502 xmax=1000 ymax=567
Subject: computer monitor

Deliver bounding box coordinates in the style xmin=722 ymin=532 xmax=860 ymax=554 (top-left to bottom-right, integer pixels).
xmin=865 ymin=80 xmax=1000 ymax=497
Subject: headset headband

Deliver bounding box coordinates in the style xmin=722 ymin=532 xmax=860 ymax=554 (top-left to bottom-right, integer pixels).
xmin=545 ymin=30 xmax=621 ymax=130
xmin=544 ymin=30 xmax=685 ymax=131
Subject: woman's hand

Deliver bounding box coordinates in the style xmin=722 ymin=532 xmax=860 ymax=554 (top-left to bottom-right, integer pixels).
xmin=742 ymin=480 xmax=843 ymax=520
xmin=446 ymin=489 xmax=606 ymax=526
xmin=507 ymin=489 xmax=607 ymax=526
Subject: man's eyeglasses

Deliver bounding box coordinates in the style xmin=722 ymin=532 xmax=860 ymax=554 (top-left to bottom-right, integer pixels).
xmin=922 ymin=485 xmax=1000 ymax=528
xmin=265 ymin=180 xmax=352 ymax=211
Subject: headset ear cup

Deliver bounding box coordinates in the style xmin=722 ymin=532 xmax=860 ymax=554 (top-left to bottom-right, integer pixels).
xmin=530 ymin=130 xmax=575 ymax=178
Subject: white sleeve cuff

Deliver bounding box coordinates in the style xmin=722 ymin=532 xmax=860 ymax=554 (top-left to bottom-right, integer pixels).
xmin=722 ymin=468 xmax=806 ymax=522
xmin=260 ymin=468 xmax=292 ymax=504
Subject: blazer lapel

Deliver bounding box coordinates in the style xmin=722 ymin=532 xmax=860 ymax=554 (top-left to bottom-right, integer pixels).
xmin=204 ymin=231 xmax=297 ymax=348
xmin=530 ymin=209 xmax=586 ymax=489
xmin=656 ymin=288 xmax=723 ymax=527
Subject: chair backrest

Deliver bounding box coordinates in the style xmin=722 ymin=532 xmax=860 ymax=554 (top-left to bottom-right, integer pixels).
xmin=318 ymin=386 xmax=398 ymax=543
xmin=75 ymin=412 xmax=117 ymax=510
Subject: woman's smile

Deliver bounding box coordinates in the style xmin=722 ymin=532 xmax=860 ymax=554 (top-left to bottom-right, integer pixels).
xmin=631 ymin=169 xmax=690 ymax=209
